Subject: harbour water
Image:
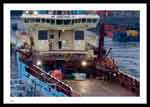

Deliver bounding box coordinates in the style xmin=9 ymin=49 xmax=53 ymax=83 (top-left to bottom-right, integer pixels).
xmin=104 ymin=37 xmax=140 ymax=80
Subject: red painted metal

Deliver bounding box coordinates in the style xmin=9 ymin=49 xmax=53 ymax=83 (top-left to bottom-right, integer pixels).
xmin=95 ymin=56 xmax=139 ymax=95
xmin=116 ymin=72 xmax=139 ymax=95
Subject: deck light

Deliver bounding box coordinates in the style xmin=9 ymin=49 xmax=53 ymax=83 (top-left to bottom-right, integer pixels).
xmin=34 ymin=11 xmax=38 ymax=15
xmin=37 ymin=60 xmax=42 ymax=66
xmin=81 ymin=60 xmax=87 ymax=67
xmin=25 ymin=11 xmax=29 ymax=14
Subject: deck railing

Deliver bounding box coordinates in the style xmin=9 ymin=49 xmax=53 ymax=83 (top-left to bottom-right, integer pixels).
xmin=16 ymin=49 xmax=80 ymax=96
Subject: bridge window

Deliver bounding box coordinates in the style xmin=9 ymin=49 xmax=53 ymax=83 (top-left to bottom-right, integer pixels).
xmin=75 ymin=19 xmax=78 ymax=23
xmin=57 ymin=11 xmax=63 ymax=15
xmin=38 ymin=30 xmax=48 ymax=40
xmin=51 ymin=19 xmax=55 ymax=24
xmin=56 ymin=19 xmax=63 ymax=25
xmin=82 ymin=18 xmax=86 ymax=23
xmin=64 ymin=20 xmax=71 ymax=25
xmin=24 ymin=18 xmax=29 ymax=23
xmin=35 ymin=18 xmax=40 ymax=23
xmin=75 ymin=31 xmax=84 ymax=40
xmin=41 ymin=18 xmax=46 ymax=23
xmin=87 ymin=19 xmax=92 ymax=23
xmin=46 ymin=19 xmax=50 ymax=23
xmin=92 ymin=19 xmax=97 ymax=23
xmin=77 ymin=19 xmax=81 ymax=23
xmin=30 ymin=18 xmax=36 ymax=23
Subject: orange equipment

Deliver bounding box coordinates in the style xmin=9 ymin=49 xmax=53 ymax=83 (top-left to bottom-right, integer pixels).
xmin=50 ymin=69 xmax=63 ymax=80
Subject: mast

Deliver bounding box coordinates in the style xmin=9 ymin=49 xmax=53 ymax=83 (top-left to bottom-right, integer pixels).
xmin=97 ymin=14 xmax=105 ymax=60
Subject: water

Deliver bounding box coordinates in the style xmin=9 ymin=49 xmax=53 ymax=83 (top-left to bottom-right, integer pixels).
xmin=104 ymin=37 xmax=140 ymax=79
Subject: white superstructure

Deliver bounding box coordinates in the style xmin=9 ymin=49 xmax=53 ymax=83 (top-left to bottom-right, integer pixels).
xmin=17 ymin=11 xmax=100 ymax=61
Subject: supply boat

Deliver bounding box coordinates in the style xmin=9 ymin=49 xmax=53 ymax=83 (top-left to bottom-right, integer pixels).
xmin=14 ymin=10 xmax=139 ymax=96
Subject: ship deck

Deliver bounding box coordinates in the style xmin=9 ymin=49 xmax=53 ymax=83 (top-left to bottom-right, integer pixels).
xmin=64 ymin=79 xmax=136 ymax=96
xmin=13 ymin=48 xmax=138 ymax=96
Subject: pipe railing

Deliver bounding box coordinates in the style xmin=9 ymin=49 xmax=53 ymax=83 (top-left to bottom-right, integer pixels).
xmin=16 ymin=49 xmax=80 ymax=96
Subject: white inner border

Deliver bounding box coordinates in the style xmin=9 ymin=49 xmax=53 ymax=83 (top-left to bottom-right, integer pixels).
xmin=4 ymin=3 xmax=147 ymax=104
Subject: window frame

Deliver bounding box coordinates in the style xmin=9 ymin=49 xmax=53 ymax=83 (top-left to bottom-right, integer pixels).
xmin=74 ymin=31 xmax=84 ymax=40
xmin=51 ymin=19 xmax=55 ymax=24
xmin=87 ymin=18 xmax=92 ymax=23
xmin=56 ymin=19 xmax=63 ymax=25
xmin=82 ymin=18 xmax=86 ymax=23
xmin=38 ymin=30 xmax=48 ymax=40
xmin=64 ymin=19 xmax=71 ymax=25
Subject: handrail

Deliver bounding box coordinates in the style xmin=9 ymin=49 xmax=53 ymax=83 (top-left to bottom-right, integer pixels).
xmin=16 ymin=49 xmax=80 ymax=96
xmin=27 ymin=64 xmax=73 ymax=96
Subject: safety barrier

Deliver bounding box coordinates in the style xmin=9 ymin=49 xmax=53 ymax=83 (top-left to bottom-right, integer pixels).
xmin=95 ymin=58 xmax=139 ymax=96
xmin=116 ymin=71 xmax=139 ymax=96
xmin=16 ymin=49 xmax=80 ymax=96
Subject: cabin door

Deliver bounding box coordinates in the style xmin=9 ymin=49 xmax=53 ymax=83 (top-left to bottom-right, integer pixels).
xmin=58 ymin=41 xmax=62 ymax=49
xmin=48 ymin=33 xmax=54 ymax=50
